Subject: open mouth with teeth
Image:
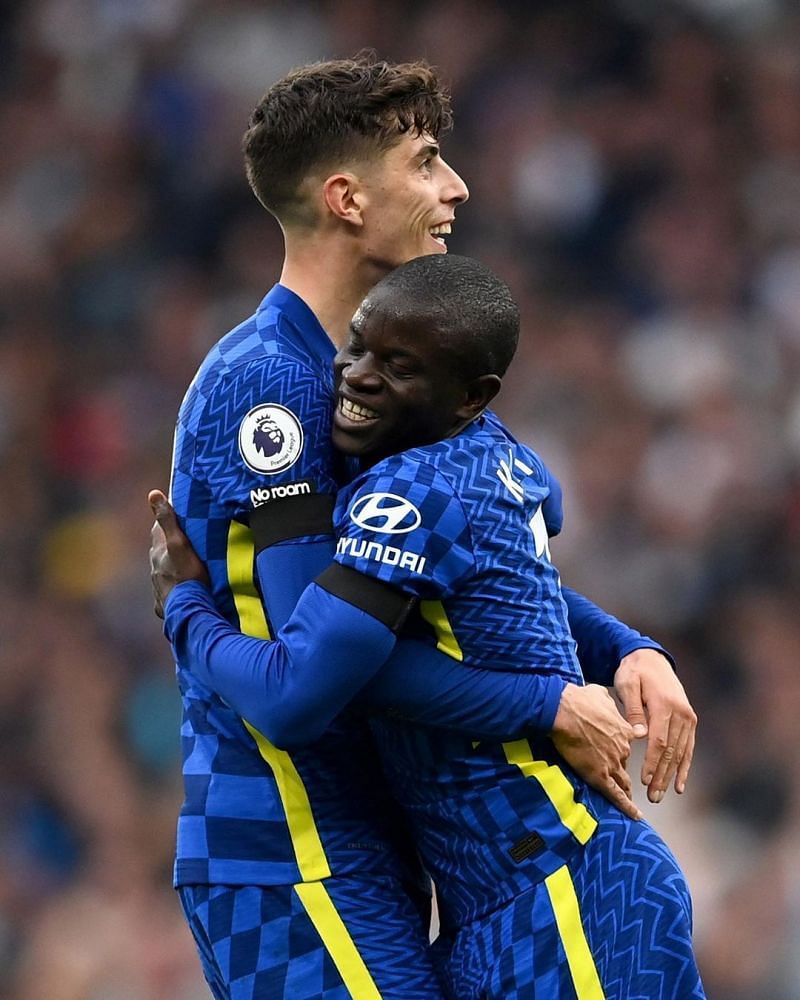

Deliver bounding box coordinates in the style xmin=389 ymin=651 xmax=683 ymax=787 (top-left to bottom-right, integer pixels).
xmin=430 ymin=222 xmax=451 ymax=247
xmin=338 ymin=396 xmax=380 ymax=424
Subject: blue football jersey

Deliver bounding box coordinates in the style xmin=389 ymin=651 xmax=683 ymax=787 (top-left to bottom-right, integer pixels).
xmin=169 ymin=285 xmax=415 ymax=887
xmin=333 ymin=413 xmax=599 ymax=930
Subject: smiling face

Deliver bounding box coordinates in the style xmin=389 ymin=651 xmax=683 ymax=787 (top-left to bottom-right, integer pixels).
xmin=332 ymin=295 xmax=465 ymax=463
xmin=355 ymin=131 xmax=469 ymax=272
xmin=332 ymin=254 xmax=518 ymax=465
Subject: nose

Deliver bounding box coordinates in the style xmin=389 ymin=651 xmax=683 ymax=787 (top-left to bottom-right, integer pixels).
xmin=440 ymin=157 xmax=469 ymax=205
xmin=342 ymin=355 xmax=381 ymax=393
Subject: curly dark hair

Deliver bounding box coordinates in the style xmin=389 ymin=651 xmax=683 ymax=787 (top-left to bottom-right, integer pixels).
xmin=243 ymin=53 xmax=453 ymax=224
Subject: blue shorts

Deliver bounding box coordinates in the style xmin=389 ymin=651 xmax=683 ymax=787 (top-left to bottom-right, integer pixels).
xmin=438 ymin=800 xmax=705 ymax=1000
xmin=178 ymin=873 xmax=443 ymax=999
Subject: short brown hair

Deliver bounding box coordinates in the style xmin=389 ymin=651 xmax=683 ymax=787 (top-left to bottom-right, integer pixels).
xmin=243 ymin=53 xmax=453 ymax=224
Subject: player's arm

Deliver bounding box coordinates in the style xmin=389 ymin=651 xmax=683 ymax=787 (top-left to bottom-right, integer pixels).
xmin=151 ymin=490 xmax=642 ymax=818
xmin=543 ymin=464 xmax=697 ymax=800
xmin=185 ymin=357 xmax=343 ymax=635
xmin=164 ymin=573 xmax=405 ymax=748
xmin=151 ymin=492 xmax=566 ymax=744
xmin=560 ymin=585 xmax=673 ymax=685
xmin=331 ymin=460 xmax=641 ymax=819
xmin=358 ymin=642 xmax=641 ymax=819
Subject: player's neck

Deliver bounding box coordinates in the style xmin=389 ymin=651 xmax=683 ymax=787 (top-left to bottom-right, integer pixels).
xmin=279 ymin=233 xmax=379 ymax=349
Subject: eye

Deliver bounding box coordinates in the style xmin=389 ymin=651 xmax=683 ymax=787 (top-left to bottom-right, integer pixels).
xmin=346 ymin=336 xmax=365 ymax=358
xmin=388 ymin=358 xmax=417 ymax=379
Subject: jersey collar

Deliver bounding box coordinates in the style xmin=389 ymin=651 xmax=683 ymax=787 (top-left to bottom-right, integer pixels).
xmin=259 ymin=283 xmax=336 ymax=365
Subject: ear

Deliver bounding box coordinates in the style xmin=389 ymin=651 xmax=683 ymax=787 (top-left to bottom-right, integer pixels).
xmin=322 ymin=173 xmax=366 ymax=227
xmin=455 ymin=373 xmax=502 ymax=422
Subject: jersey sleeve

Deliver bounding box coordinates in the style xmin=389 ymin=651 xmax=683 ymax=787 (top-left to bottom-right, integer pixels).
xmin=164 ymin=578 xmax=401 ymax=749
xmin=333 ymin=456 xmax=476 ymax=600
xmin=561 ymin=586 xmax=675 ymax=685
xmin=180 ymin=355 xmax=340 ymax=631
xmin=164 ymin=577 xmax=567 ymax=747
xmin=188 ymin=355 xmax=339 ymax=520
xmin=538 ymin=457 xmax=564 ymax=537
xmin=363 ymin=641 xmax=567 ymax=736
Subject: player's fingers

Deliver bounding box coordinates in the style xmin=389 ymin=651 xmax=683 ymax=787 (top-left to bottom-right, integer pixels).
xmin=148 ymin=488 xmax=167 ymax=514
xmin=149 ymin=490 xmax=186 ymax=549
xmin=647 ymin=717 xmax=685 ymax=803
xmin=611 ymin=762 xmax=633 ymax=800
xmin=605 ymin=774 xmax=643 ymax=822
xmin=148 ymin=489 xmax=177 ymax=531
xmin=619 ymin=682 xmax=648 ymax=740
xmin=640 ymin=710 xmax=669 ymax=788
xmin=669 ymin=723 xmax=692 ymax=789
xmin=675 ymin=726 xmax=696 ymax=794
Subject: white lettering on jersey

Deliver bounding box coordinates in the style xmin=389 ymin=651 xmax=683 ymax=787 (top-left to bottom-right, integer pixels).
xmin=250 ymin=480 xmax=312 ymax=507
xmin=336 ymin=536 xmax=426 ymax=575
xmin=497 ymin=449 xmax=533 ymax=503
xmin=529 ymin=504 xmax=551 ymax=560
xmin=349 ymin=493 xmax=422 ymax=534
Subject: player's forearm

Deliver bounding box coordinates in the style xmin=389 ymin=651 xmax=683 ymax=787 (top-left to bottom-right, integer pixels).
xmin=361 ymin=641 xmax=567 ymax=737
xmin=561 ymin=586 xmax=673 ymax=686
xmin=164 ymin=579 xmax=397 ymax=747
xmin=255 ymin=536 xmax=335 ymax=631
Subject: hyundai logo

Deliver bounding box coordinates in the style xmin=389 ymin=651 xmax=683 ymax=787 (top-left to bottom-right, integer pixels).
xmin=349 ymin=493 xmax=422 ymax=534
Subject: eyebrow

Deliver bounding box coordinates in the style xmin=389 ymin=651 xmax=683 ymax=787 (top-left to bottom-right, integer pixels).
xmin=414 ymin=143 xmax=440 ymax=162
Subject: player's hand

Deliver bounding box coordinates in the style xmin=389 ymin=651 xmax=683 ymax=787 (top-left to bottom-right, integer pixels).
xmin=613 ymin=649 xmax=697 ymax=803
xmin=148 ymin=489 xmax=210 ymax=618
xmin=551 ymin=683 xmax=643 ymax=821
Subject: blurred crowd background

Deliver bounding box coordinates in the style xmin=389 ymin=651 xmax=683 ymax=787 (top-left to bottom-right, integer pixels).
xmin=1 ymin=0 xmax=799 ymax=996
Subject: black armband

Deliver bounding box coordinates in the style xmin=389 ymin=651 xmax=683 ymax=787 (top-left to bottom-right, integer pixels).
xmin=250 ymin=493 xmax=335 ymax=551
xmin=315 ymin=563 xmax=417 ymax=633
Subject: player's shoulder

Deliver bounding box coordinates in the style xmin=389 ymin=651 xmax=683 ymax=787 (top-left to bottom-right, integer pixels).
xmin=335 ymin=448 xmax=466 ymax=542
xmin=354 ymin=448 xmax=459 ymax=504
xmin=480 ymin=410 xmax=552 ymax=481
xmin=178 ymin=321 xmax=328 ymax=443
xmin=193 ymin=321 xmax=321 ymax=401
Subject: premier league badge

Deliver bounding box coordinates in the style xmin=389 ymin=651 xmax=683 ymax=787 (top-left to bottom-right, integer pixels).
xmin=238 ymin=403 xmax=304 ymax=474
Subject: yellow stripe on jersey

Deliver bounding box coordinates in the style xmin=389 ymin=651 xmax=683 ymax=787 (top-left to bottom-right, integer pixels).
xmin=545 ymin=864 xmax=605 ymax=999
xmin=227 ymin=520 xmax=331 ymax=883
xmin=420 ymin=600 xmax=463 ymax=661
xmin=502 ymin=739 xmax=598 ymax=845
xmin=226 ymin=520 xmax=270 ymax=637
xmin=244 ymin=722 xmax=331 ymax=881
xmin=294 ymin=882 xmax=383 ymax=999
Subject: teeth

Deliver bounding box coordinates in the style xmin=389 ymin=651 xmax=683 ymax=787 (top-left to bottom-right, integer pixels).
xmin=340 ymin=397 xmax=379 ymax=422
xmin=430 ymin=223 xmax=452 ymax=236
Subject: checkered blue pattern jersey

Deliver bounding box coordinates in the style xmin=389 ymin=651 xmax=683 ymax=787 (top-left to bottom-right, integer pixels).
xmin=333 ymin=413 xmax=600 ymax=930
xmin=169 ymin=284 xmax=413 ymax=889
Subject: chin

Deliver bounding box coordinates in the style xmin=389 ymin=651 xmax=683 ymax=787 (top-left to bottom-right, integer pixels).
xmin=331 ymin=429 xmax=365 ymax=457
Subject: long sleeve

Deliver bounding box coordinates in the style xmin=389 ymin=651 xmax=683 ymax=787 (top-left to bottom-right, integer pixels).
xmin=360 ymin=642 xmax=567 ymax=738
xmin=561 ymin=585 xmax=674 ymax=687
xmin=166 ymin=579 xmax=397 ymax=748
xmin=165 ymin=578 xmax=568 ymax=749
